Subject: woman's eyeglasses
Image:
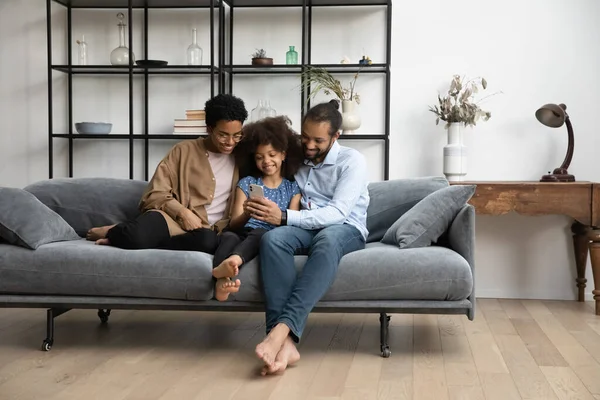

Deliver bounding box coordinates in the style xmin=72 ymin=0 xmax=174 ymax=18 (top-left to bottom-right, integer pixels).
xmin=215 ymin=132 xmax=243 ymax=143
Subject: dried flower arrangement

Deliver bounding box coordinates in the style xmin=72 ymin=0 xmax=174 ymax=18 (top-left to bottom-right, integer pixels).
xmin=300 ymin=66 xmax=362 ymax=104
xmin=429 ymin=75 xmax=499 ymax=128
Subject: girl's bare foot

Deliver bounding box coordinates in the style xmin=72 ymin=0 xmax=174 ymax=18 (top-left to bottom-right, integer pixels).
xmin=86 ymin=224 xmax=116 ymax=241
xmin=95 ymin=238 xmax=110 ymax=246
xmin=215 ymin=278 xmax=241 ymax=302
xmin=255 ymin=323 xmax=290 ymax=371
xmin=213 ymin=255 xmax=242 ymax=279
xmin=261 ymin=336 xmax=300 ymax=376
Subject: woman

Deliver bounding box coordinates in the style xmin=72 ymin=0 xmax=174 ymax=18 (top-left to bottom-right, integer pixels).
xmin=87 ymin=94 xmax=249 ymax=254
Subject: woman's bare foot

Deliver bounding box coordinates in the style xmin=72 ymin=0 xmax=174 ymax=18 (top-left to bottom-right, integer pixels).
xmin=261 ymin=336 xmax=300 ymax=376
xmin=215 ymin=278 xmax=241 ymax=302
xmin=255 ymin=323 xmax=290 ymax=371
xmin=213 ymin=255 xmax=242 ymax=279
xmin=86 ymin=224 xmax=116 ymax=241
xmin=95 ymin=238 xmax=110 ymax=246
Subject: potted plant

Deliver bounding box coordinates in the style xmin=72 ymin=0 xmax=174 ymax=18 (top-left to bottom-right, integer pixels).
xmin=300 ymin=66 xmax=363 ymax=133
xmin=251 ymin=49 xmax=273 ymax=66
xmin=428 ymin=74 xmax=499 ymax=182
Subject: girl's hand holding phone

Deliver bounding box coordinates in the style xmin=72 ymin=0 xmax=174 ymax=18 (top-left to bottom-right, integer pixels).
xmin=246 ymin=197 xmax=282 ymax=226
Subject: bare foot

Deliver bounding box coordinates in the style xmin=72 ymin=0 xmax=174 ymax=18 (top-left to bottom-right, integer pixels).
xmin=215 ymin=278 xmax=241 ymax=302
xmin=261 ymin=336 xmax=300 ymax=376
xmin=255 ymin=323 xmax=290 ymax=371
xmin=95 ymin=238 xmax=110 ymax=246
xmin=86 ymin=224 xmax=116 ymax=241
xmin=213 ymin=255 xmax=242 ymax=279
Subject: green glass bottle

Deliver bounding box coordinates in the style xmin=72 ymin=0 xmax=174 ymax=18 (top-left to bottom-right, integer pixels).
xmin=286 ymin=45 xmax=298 ymax=65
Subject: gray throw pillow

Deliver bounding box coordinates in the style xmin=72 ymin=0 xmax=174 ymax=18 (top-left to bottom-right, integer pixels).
xmin=381 ymin=185 xmax=476 ymax=249
xmin=0 ymin=187 xmax=81 ymax=250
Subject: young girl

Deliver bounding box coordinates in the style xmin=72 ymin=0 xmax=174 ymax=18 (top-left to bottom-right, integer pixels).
xmin=213 ymin=116 xmax=304 ymax=301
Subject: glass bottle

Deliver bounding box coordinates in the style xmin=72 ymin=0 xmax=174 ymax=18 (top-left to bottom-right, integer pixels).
xmin=187 ymin=28 xmax=203 ymax=66
xmin=110 ymin=13 xmax=134 ymax=65
xmin=286 ymin=45 xmax=298 ymax=65
xmin=265 ymin=100 xmax=276 ymax=117
xmin=251 ymin=100 xmax=265 ymax=122
xmin=77 ymin=35 xmax=88 ymax=65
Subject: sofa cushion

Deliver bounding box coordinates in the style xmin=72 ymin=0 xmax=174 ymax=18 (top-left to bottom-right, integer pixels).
xmin=24 ymin=178 xmax=147 ymax=237
xmin=0 ymin=240 xmax=215 ymax=301
xmin=366 ymin=176 xmax=449 ymax=242
xmin=381 ymin=184 xmax=476 ymax=249
xmin=230 ymin=242 xmax=473 ymax=302
xmin=0 ymin=241 xmax=472 ymax=303
xmin=0 ymin=188 xmax=80 ymax=250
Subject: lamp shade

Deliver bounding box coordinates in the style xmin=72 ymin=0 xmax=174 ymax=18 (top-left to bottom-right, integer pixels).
xmin=535 ymin=103 xmax=567 ymax=128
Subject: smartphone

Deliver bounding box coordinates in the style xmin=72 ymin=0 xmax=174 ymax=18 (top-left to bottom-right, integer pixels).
xmin=249 ymin=184 xmax=265 ymax=199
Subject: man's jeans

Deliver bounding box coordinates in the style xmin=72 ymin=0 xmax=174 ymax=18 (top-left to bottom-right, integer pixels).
xmin=259 ymin=224 xmax=365 ymax=342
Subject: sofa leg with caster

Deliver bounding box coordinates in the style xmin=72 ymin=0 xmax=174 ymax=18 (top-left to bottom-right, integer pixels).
xmin=42 ymin=307 xmax=71 ymax=351
xmin=98 ymin=309 xmax=111 ymax=324
xmin=379 ymin=312 xmax=391 ymax=358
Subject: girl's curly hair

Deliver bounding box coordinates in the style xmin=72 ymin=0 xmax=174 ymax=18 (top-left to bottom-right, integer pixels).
xmin=234 ymin=116 xmax=304 ymax=181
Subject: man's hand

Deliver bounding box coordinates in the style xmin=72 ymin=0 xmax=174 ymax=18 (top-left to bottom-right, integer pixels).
xmin=246 ymin=198 xmax=283 ymax=226
xmin=177 ymin=208 xmax=204 ymax=231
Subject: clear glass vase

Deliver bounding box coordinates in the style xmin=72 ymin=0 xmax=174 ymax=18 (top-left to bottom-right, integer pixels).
xmin=265 ymin=100 xmax=276 ymax=117
xmin=251 ymin=100 xmax=265 ymax=122
xmin=77 ymin=35 xmax=88 ymax=65
xmin=110 ymin=13 xmax=134 ymax=65
xmin=187 ymin=28 xmax=203 ymax=65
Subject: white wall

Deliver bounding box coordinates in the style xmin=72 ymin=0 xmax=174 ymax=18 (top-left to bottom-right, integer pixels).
xmin=1 ymin=0 xmax=599 ymax=301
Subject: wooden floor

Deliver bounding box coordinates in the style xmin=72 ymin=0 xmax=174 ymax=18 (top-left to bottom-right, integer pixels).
xmin=0 ymin=300 xmax=599 ymax=399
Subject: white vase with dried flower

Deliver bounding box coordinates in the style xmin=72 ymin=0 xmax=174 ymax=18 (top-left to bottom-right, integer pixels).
xmin=300 ymin=66 xmax=363 ymax=133
xmin=443 ymin=122 xmax=467 ymax=182
xmin=341 ymin=100 xmax=361 ymax=133
xmin=429 ymin=74 xmax=500 ymax=181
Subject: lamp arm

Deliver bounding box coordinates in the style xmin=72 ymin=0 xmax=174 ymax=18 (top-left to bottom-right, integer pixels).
xmin=559 ymin=117 xmax=574 ymax=171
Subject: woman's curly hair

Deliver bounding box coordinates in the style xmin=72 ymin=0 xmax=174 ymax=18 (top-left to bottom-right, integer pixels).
xmin=235 ymin=116 xmax=304 ymax=181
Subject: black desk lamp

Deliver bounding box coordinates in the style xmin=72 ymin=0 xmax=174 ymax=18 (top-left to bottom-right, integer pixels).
xmin=536 ymin=103 xmax=576 ymax=182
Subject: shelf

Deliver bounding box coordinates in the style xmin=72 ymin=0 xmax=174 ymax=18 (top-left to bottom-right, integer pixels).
xmin=53 ymin=0 xmax=223 ymax=8
xmin=223 ymin=65 xmax=302 ymax=74
xmin=223 ymin=0 xmax=388 ymax=6
xmin=53 ymin=0 xmax=390 ymax=8
xmin=52 ymin=65 xmax=219 ymax=75
xmin=338 ymin=134 xmax=386 ymax=140
xmin=311 ymin=63 xmax=387 ymax=73
xmin=53 ymin=134 xmax=207 ymax=139
xmin=222 ymin=63 xmax=386 ymax=74
xmin=52 ymin=133 xmax=383 ymax=140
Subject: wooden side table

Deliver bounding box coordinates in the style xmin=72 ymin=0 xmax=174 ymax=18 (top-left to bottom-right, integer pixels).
xmin=450 ymin=181 xmax=600 ymax=315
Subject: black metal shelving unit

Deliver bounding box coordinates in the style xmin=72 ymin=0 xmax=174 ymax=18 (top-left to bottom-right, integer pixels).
xmin=47 ymin=0 xmax=222 ymax=181
xmin=47 ymin=0 xmax=392 ymax=180
xmin=220 ymin=0 xmax=392 ymax=179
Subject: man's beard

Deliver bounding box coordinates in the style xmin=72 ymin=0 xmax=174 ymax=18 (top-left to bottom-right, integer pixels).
xmin=304 ymin=138 xmax=333 ymax=162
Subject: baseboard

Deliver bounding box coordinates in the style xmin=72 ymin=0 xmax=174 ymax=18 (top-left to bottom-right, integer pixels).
xmin=477 ymin=289 xmax=594 ymax=302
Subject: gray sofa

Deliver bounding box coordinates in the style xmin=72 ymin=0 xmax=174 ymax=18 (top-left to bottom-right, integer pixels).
xmin=0 ymin=176 xmax=476 ymax=357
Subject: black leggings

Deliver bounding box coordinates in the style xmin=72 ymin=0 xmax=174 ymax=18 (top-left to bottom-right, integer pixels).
xmin=106 ymin=211 xmax=219 ymax=254
xmin=213 ymin=227 xmax=268 ymax=268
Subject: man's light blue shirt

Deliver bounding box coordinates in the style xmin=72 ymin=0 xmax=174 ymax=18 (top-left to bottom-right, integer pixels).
xmin=286 ymin=141 xmax=370 ymax=240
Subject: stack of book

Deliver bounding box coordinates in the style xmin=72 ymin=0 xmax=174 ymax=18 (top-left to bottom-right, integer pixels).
xmin=173 ymin=109 xmax=207 ymax=134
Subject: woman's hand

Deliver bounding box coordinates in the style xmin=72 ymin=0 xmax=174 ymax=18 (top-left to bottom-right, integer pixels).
xmin=177 ymin=208 xmax=204 ymax=231
xmin=246 ymin=198 xmax=283 ymax=226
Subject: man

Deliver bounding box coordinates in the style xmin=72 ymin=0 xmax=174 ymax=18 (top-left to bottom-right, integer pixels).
xmin=88 ymin=94 xmax=248 ymax=274
xmin=246 ymin=99 xmax=370 ymax=375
